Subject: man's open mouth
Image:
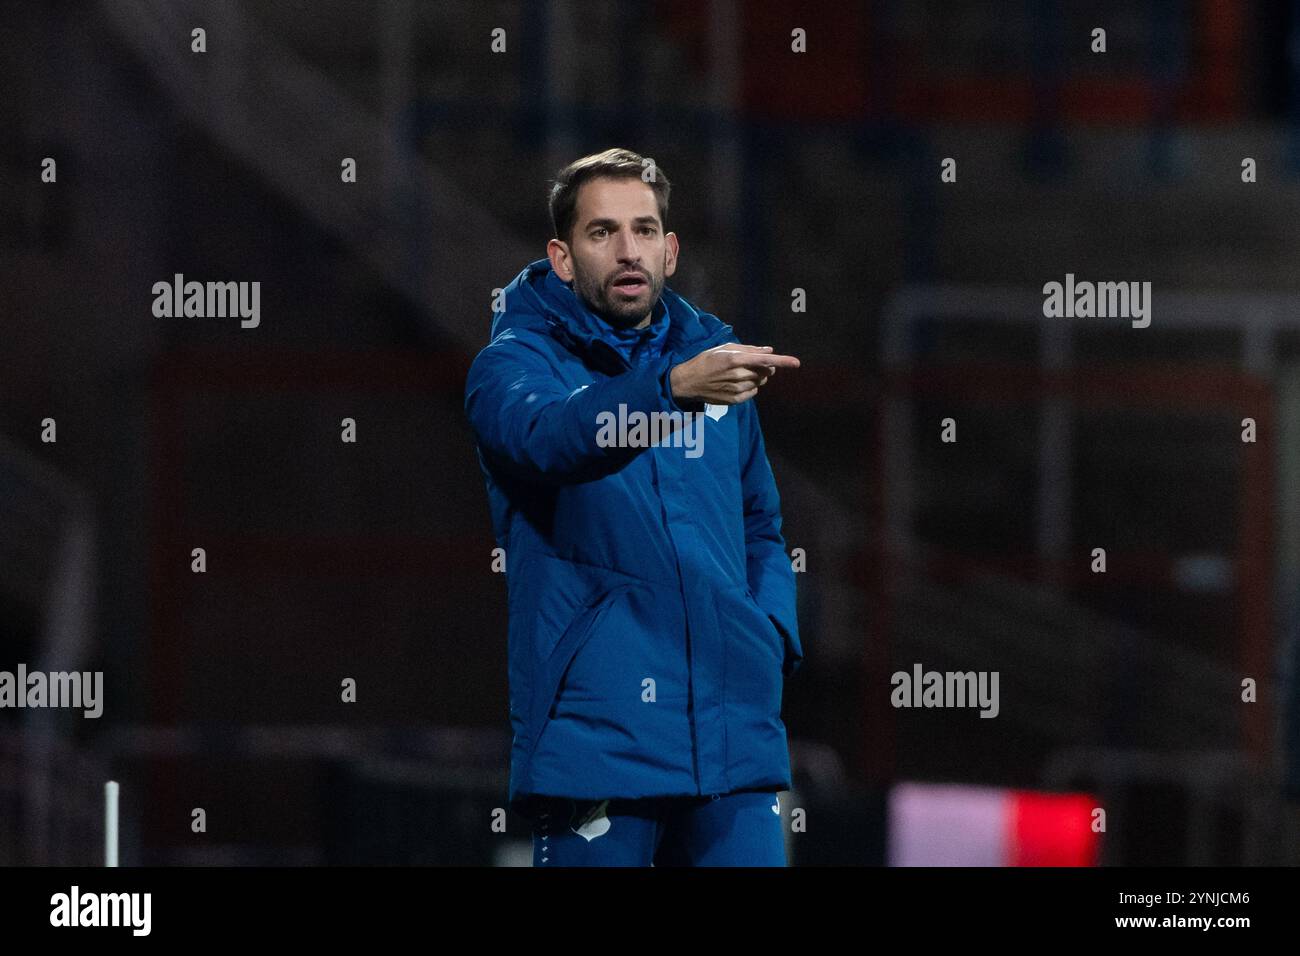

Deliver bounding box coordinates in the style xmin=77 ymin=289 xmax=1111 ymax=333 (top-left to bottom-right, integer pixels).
xmin=612 ymin=273 xmax=648 ymax=292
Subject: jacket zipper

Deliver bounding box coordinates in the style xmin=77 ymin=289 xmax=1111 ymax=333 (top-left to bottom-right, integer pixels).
xmin=641 ymin=338 xmax=711 ymax=796
xmin=649 ymin=449 xmax=701 ymax=794
xmin=585 ymin=329 xmax=733 ymax=796
xmin=594 ymin=336 xmax=703 ymax=793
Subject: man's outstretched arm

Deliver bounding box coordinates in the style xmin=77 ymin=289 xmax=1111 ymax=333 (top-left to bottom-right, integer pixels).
xmin=466 ymin=333 xmax=800 ymax=486
xmin=464 ymin=332 xmax=693 ymax=485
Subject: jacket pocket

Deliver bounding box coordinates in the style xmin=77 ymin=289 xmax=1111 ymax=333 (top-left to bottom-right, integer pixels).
xmin=720 ymin=583 xmax=784 ymax=720
xmin=743 ymin=586 xmax=786 ymax=662
xmin=745 ymin=585 xmax=802 ymax=677
xmin=525 ymin=582 xmax=638 ymax=762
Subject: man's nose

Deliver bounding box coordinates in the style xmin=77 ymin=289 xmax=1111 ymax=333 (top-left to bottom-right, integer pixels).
xmin=613 ymin=231 xmax=642 ymax=262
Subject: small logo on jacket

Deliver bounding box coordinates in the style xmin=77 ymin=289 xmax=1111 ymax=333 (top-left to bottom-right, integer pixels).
xmin=571 ymin=799 xmax=612 ymax=841
xmin=704 ymin=403 xmax=728 ymax=421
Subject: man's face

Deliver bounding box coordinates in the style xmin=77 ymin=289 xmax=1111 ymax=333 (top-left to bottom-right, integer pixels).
xmin=547 ymin=176 xmax=679 ymax=330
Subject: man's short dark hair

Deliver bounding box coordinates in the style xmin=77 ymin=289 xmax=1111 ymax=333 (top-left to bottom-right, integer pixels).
xmin=548 ymin=148 xmax=671 ymax=246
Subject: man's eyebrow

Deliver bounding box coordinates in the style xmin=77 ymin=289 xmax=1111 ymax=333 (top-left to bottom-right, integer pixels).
xmin=584 ymin=216 xmax=661 ymax=230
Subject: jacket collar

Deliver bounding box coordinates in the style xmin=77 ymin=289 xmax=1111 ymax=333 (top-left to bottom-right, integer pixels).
xmin=493 ymin=258 xmax=734 ymax=374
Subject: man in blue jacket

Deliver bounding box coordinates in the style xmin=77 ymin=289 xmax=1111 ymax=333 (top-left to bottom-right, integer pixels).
xmin=465 ymin=148 xmax=803 ymax=866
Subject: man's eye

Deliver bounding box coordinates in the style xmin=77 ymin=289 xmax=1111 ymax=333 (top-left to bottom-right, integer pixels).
xmin=592 ymin=228 xmax=607 ymax=238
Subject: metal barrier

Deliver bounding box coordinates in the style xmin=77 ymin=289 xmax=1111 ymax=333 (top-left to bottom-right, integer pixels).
xmin=1041 ymin=746 xmax=1295 ymax=865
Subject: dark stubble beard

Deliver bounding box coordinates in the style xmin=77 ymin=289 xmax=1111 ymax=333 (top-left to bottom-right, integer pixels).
xmin=571 ymin=257 xmax=666 ymax=331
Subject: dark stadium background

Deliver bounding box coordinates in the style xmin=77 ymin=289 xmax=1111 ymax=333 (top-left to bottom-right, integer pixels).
xmin=2 ymin=0 xmax=1298 ymax=865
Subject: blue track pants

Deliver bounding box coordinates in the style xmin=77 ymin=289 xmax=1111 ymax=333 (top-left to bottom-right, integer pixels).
xmin=530 ymin=789 xmax=787 ymax=867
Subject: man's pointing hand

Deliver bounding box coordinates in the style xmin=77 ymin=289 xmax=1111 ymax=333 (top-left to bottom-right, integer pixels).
xmin=670 ymin=344 xmax=800 ymax=406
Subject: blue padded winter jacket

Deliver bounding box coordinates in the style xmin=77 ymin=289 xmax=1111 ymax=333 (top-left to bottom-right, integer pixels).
xmin=464 ymin=257 xmax=803 ymax=816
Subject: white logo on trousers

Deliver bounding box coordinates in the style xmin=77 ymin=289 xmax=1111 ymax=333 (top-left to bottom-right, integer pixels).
xmin=572 ymin=799 xmax=612 ymax=841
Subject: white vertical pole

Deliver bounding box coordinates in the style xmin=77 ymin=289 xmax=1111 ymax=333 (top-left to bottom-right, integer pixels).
xmin=104 ymin=780 xmax=119 ymax=867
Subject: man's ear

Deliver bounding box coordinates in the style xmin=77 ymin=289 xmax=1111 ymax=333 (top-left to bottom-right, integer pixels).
xmin=663 ymin=231 xmax=680 ymax=278
xmin=547 ymin=238 xmax=574 ymax=281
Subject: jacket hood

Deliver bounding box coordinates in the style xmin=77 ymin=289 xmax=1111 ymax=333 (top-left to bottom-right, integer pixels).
xmin=490 ymin=258 xmax=735 ymax=369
